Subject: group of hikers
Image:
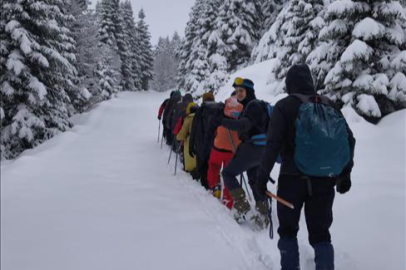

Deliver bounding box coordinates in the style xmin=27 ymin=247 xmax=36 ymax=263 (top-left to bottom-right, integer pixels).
xmin=157 ymin=64 xmax=356 ymax=270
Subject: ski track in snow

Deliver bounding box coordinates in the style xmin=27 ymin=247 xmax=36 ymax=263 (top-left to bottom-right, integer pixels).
xmin=2 ymin=91 xmax=405 ymax=270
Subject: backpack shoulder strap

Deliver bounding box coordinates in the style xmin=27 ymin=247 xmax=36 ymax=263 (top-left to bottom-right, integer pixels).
xmin=290 ymin=93 xmax=312 ymax=103
xmin=291 ymin=93 xmax=331 ymax=106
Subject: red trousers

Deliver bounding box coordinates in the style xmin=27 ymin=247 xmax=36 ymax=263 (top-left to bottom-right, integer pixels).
xmin=207 ymin=148 xmax=234 ymax=209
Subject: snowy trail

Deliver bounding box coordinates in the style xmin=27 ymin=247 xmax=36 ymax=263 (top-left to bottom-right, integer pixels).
xmin=1 ymin=92 xmax=273 ymax=270
xmin=2 ymin=91 xmax=405 ymax=270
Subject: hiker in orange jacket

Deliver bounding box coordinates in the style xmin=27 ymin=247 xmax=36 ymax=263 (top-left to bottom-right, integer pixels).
xmin=206 ymin=97 xmax=243 ymax=209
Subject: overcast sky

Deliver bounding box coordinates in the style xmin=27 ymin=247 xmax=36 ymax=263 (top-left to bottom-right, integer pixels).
xmin=90 ymin=0 xmax=196 ymax=45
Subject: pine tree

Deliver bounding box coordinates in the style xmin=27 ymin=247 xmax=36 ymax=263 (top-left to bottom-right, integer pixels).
xmin=260 ymin=0 xmax=284 ymax=36
xmin=120 ymin=1 xmax=141 ymax=90
xmin=215 ymin=0 xmax=262 ymax=71
xmin=272 ymin=0 xmax=324 ymax=82
xmin=136 ymin=9 xmax=154 ymax=90
xmin=177 ymin=0 xmax=206 ymax=89
xmin=0 ymin=0 xmax=81 ymax=158
xmin=68 ymin=0 xmax=100 ymax=110
xmin=310 ymin=0 xmax=406 ymax=120
xmin=152 ymin=36 xmax=179 ymax=91
xmin=204 ymin=0 xmax=229 ymax=93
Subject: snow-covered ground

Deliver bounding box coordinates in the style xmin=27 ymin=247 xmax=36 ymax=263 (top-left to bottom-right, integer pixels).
xmin=1 ymin=73 xmax=405 ymax=269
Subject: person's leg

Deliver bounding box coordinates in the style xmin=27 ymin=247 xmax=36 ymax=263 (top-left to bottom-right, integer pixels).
xmin=277 ymin=175 xmax=307 ymax=270
xmin=207 ymin=148 xmax=223 ymax=197
xmin=304 ymin=177 xmax=336 ymax=270
xmin=222 ymin=151 xmax=235 ymax=209
xmin=222 ymin=143 xmax=264 ymax=217
xmin=222 ymin=143 xmax=261 ymax=191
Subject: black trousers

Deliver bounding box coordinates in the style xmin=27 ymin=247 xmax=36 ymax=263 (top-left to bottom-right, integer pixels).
xmin=277 ymin=174 xmax=335 ymax=246
xmin=222 ymin=143 xmax=265 ymax=202
xmin=196 ymin=153 xmax=209 ymax=189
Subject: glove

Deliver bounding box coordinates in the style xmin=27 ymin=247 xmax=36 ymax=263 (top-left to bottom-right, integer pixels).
xmin=189 ymin=147 xmax=195 ymax=158
xmin=336 ymin=175 xmax=351 ymax=194
xmin=158 ymin=116 xmax=161 ymax=120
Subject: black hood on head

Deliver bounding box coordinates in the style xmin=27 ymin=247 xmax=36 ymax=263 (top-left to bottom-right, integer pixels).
xmin=183 ymin=93 xmax=193 ymax=103
xmin=240 ymin=89 xmax=256 ymax=107
xmin=285 ymin=64 xmax=316 ymax=95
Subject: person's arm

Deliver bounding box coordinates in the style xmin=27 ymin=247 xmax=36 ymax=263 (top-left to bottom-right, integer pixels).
xmin=158 ymin=99 xmax=167 ymax=119
xmin=189 ymin=108 xmax=201 ymax=156
xmin=257 ymin=102 xmax=288 ymax=187
xmin=176 ymin=117 xmax=190 ymax=141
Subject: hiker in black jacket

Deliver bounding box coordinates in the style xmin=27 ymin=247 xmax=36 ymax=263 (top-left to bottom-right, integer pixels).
xmin=162 ymin=90 xmax=181 ymax=146
xmin=255 ymin=64 xmax=356 ymax=270
xmin=212 ymin=78 xmax=270 ymax=229
xmin=189 ymin=92 xmax=216 ymax=189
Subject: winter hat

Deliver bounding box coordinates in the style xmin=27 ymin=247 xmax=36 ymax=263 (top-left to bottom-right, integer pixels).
xmin=186 ymin=102 xmax=198 ymax=115
xmin=232 ymin=77 xmax=255 ymax=92
xmin=173 ymin=90 xmax=181 ymax=96
xmin=224 ymin=97 xmax=243 ymax=119
xmin=285 ymin=64 xmax=315 ymax=95
xmin=202 ymin=92 xmax=215 ymax=102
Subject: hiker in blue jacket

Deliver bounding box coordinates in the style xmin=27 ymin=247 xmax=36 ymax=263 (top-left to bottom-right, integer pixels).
xmin=256 ymin=64 xmax=356 ymax=270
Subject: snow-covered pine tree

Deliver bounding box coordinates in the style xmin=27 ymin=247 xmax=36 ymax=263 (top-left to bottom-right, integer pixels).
xmin=185 ymin=42 xmax=210 ymax=94
xmin=177 ymin=0 xmax=209 ymax=90
xmin=68 ymin=0 xmax=100 ymax=109
xmin=94 ymin=1 xmax=121 ymax=99
xmin=311 ymin=0 xmax=406 ymax=121
xmin=120 ymin=0 xmax=141 ymax=91
xmin=215 ymin=0 xmax=262 ymax=71
xmin=204 ymin=0 xmax=229 ymax=93
xmin=136 ymin=9 xmax=154 ymax=90
xmin=152 ymin=36 xmax=179 ymax=91
xmin=98 ymin=0 xmax=118 ymax=47
xmin=260 ymin=0 xmax=284 ymax=36
xmin=272 ymin=0 xmax=325 ymax=83
xmin=0 ymin=0 xmax=81 ymax=159
xmin=251 ymin=4 xmax=291 ymax=64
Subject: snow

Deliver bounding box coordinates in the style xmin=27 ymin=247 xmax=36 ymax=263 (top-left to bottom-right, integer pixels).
xmin=352 ymin=17 xmax=385 ymax=41
xmin=2 ymin=89 xmax=405 ymax=270
xmin=6 ymin=50 xmax=25 ymax=76
xmin=356 ymin=94 xmax=382 ymax=117
xmin=327 ymin=0 xmax=370 ymax=17
xmin=340 ymin=39 xmax=373 ymax=63
xmin=391 ymin=50 xmax=406 ymax=70
xmin=27 ymin=76 xmax=47 ymax=100
xmin=2 ymin=54 xmax=405 ymax=270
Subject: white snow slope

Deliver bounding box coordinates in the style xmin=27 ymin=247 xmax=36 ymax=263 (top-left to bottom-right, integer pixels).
xmin=1 ymin=65 xmax=405 ymax=269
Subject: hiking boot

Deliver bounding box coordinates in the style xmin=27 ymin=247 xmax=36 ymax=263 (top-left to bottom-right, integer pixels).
xmin=190 ymin=169 xmax=200 ymax=180
xmin=229 ymin=187 xmax=250 ymax=217
xmin=256 ymin=201 xmax=270 ymax=228
xmin=212 ymin=185 xmax=221 ymax=199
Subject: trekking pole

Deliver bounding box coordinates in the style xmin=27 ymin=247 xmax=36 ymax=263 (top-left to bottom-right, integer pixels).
xmin=226 ymin=129 xmax=252 ymax=201
xmin=174 ymin=141 xmax=183 ymax=175
xmin=266 ymin=191 xmax=294 ymax=210
xmin=168 ymin=139 xmax=175 ymax=164
xmin=160 ymin=129 xmax=164 ymax=149
xmin=157 ymin=120 xmax=161 ymax=143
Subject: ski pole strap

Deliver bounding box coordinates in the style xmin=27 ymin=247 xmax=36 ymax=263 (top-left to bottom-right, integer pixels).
xmin=249 ymin=134 xmax=267 ymax=146
xmin=267 ymin=197 xmax=273 ymax=239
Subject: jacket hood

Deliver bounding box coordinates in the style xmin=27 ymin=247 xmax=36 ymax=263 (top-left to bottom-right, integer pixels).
xmin=285 ymin=64 xmax=316 ymax=95
xmin=183 ymin=93 xmax=193 ymax=103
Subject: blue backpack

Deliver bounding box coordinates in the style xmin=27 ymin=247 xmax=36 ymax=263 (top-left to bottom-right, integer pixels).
xmin=292 ymin=94 xmax=350 ymax=177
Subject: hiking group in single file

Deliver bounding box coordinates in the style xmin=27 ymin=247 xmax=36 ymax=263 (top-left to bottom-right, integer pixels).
xmin=157 ymin=64 xmax=356 ymax=270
